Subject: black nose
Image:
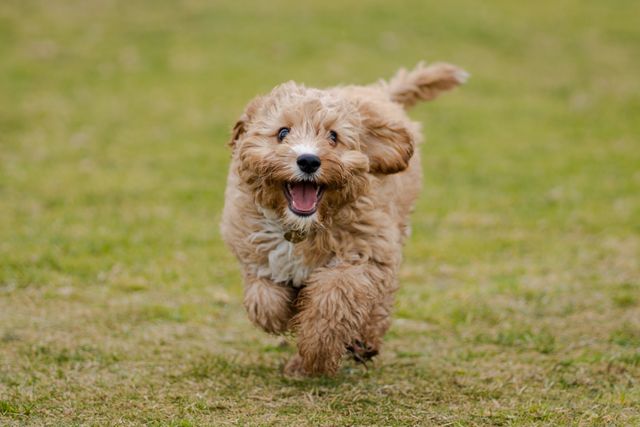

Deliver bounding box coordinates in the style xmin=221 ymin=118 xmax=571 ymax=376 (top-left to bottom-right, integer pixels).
xmin=296 ymin=154 xmax=321 ymax=174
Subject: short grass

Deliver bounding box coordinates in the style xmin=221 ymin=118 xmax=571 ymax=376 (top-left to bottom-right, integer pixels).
xmin=1 ymin=0 xmax=639 ymax=425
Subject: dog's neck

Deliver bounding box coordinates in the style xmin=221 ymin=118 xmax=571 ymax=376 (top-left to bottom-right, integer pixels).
xmin=256 ymin=205 xmax=312 ymax=244
xmin=283 ymin=229 xmax=307 ymax=243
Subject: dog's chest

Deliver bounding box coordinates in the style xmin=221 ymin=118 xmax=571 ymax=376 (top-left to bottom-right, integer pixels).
xmin=249 ymin=216 xmax=311 ymax=287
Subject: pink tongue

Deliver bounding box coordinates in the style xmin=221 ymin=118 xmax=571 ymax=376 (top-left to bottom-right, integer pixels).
xmin=290 ymin=182 xmax=318 ymax=212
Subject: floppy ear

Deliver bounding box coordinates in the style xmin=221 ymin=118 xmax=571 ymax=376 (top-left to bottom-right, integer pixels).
xmin=228 ymin=117 xmax=247 ymax=147
xmin=228 ymin=96 xmax=263 ymax=148
xmin=359 ymin=102 xmax=415 ymax=175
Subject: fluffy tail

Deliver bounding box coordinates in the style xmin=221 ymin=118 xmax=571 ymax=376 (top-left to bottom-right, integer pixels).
xmin=383 ymin=61 xmax=469 ymax=109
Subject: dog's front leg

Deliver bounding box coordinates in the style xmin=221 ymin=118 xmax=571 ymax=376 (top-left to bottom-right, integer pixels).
xmin=288 ymin=263 xmax=379 ymax=376
xmin=243 ymin=274 xmax=296 ymax=334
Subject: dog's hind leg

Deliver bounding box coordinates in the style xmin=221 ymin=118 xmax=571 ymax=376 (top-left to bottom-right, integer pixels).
xmin=349 ymin=293 xmax=395 ymax=363
xmin=243 ymin=275 xmax=296 ymax=334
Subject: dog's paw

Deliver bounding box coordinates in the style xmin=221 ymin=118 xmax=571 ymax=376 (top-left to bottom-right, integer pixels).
xmin=244 ymin=282 xmax=294 ymax=334
xmin=245 ymin=301 xmax=291 ymax=334
xmin=283 ymin=354 xmax=309 ymax=378
xmin=346 ymin=340 xmax=379 ymax=364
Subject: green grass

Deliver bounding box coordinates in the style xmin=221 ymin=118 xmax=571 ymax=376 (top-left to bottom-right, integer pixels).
xmin=1 ymin=0 xmax=639 ymax=425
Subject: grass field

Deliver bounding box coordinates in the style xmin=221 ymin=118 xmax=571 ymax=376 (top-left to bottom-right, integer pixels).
xmin=1 ymin=0 xmax=639 ymax=425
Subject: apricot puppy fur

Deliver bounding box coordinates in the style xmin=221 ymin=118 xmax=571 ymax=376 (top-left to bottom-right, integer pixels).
xmin=221 ymin=61 xmax=467 ymax=376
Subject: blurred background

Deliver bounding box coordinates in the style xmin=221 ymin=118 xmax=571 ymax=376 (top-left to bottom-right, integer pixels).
xmin=1 ymin=0 xmax=638 ymax=425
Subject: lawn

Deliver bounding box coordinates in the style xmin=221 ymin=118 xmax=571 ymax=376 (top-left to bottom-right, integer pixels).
xmin=1 ymin=0 xmax=639 ymax=425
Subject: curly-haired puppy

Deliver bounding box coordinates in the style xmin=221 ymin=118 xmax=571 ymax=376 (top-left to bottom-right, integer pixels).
xmin=221 ymin=62 xmax=467 ymax=377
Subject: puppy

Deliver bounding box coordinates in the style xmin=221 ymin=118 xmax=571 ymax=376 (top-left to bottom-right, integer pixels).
xmin=221 ymin=62 xmax=467 ymax=376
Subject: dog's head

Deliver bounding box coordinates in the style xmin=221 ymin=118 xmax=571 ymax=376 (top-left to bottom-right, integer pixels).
xmin=229 ymin=82 xmax=419 ymax=231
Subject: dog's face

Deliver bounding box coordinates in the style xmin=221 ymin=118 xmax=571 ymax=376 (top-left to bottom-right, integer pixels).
xmin=229 ymin=82 xmax=417 ymax=230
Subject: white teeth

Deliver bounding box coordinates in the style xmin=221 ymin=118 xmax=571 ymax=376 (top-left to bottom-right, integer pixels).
xmin=287 ymin=183 xmax=292 ymax=192
xmin=316 ymin=187 xmax=321 ymax=196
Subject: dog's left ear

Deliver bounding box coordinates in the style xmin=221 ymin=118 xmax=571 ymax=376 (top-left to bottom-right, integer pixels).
xmin=359 ymin=102 xmax=415 ymax=175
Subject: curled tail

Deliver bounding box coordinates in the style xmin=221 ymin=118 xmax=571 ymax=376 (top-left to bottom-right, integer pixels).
xmin=383 ymin=61 xmax=469 ymax=109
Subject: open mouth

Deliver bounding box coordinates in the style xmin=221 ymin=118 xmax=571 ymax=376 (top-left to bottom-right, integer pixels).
xmin=283 ymin=181 xmax=325 ymax=216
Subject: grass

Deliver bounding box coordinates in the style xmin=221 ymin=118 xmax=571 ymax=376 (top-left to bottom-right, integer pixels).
xmin=1 ymin=0 xmax=639 ymax=425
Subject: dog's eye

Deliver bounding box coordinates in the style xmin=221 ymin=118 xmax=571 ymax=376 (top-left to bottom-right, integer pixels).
xmin=328 ymin=130 xmax=338 ymax=145
xmin=277 ymin=127 xmax=290 ymax=142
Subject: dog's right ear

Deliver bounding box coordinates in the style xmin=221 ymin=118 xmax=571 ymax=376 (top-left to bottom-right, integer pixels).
xmin=228 ymin=118 xmax=247 ymax=147
xmin=228 ymin=96 xmax=263 ymax=148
